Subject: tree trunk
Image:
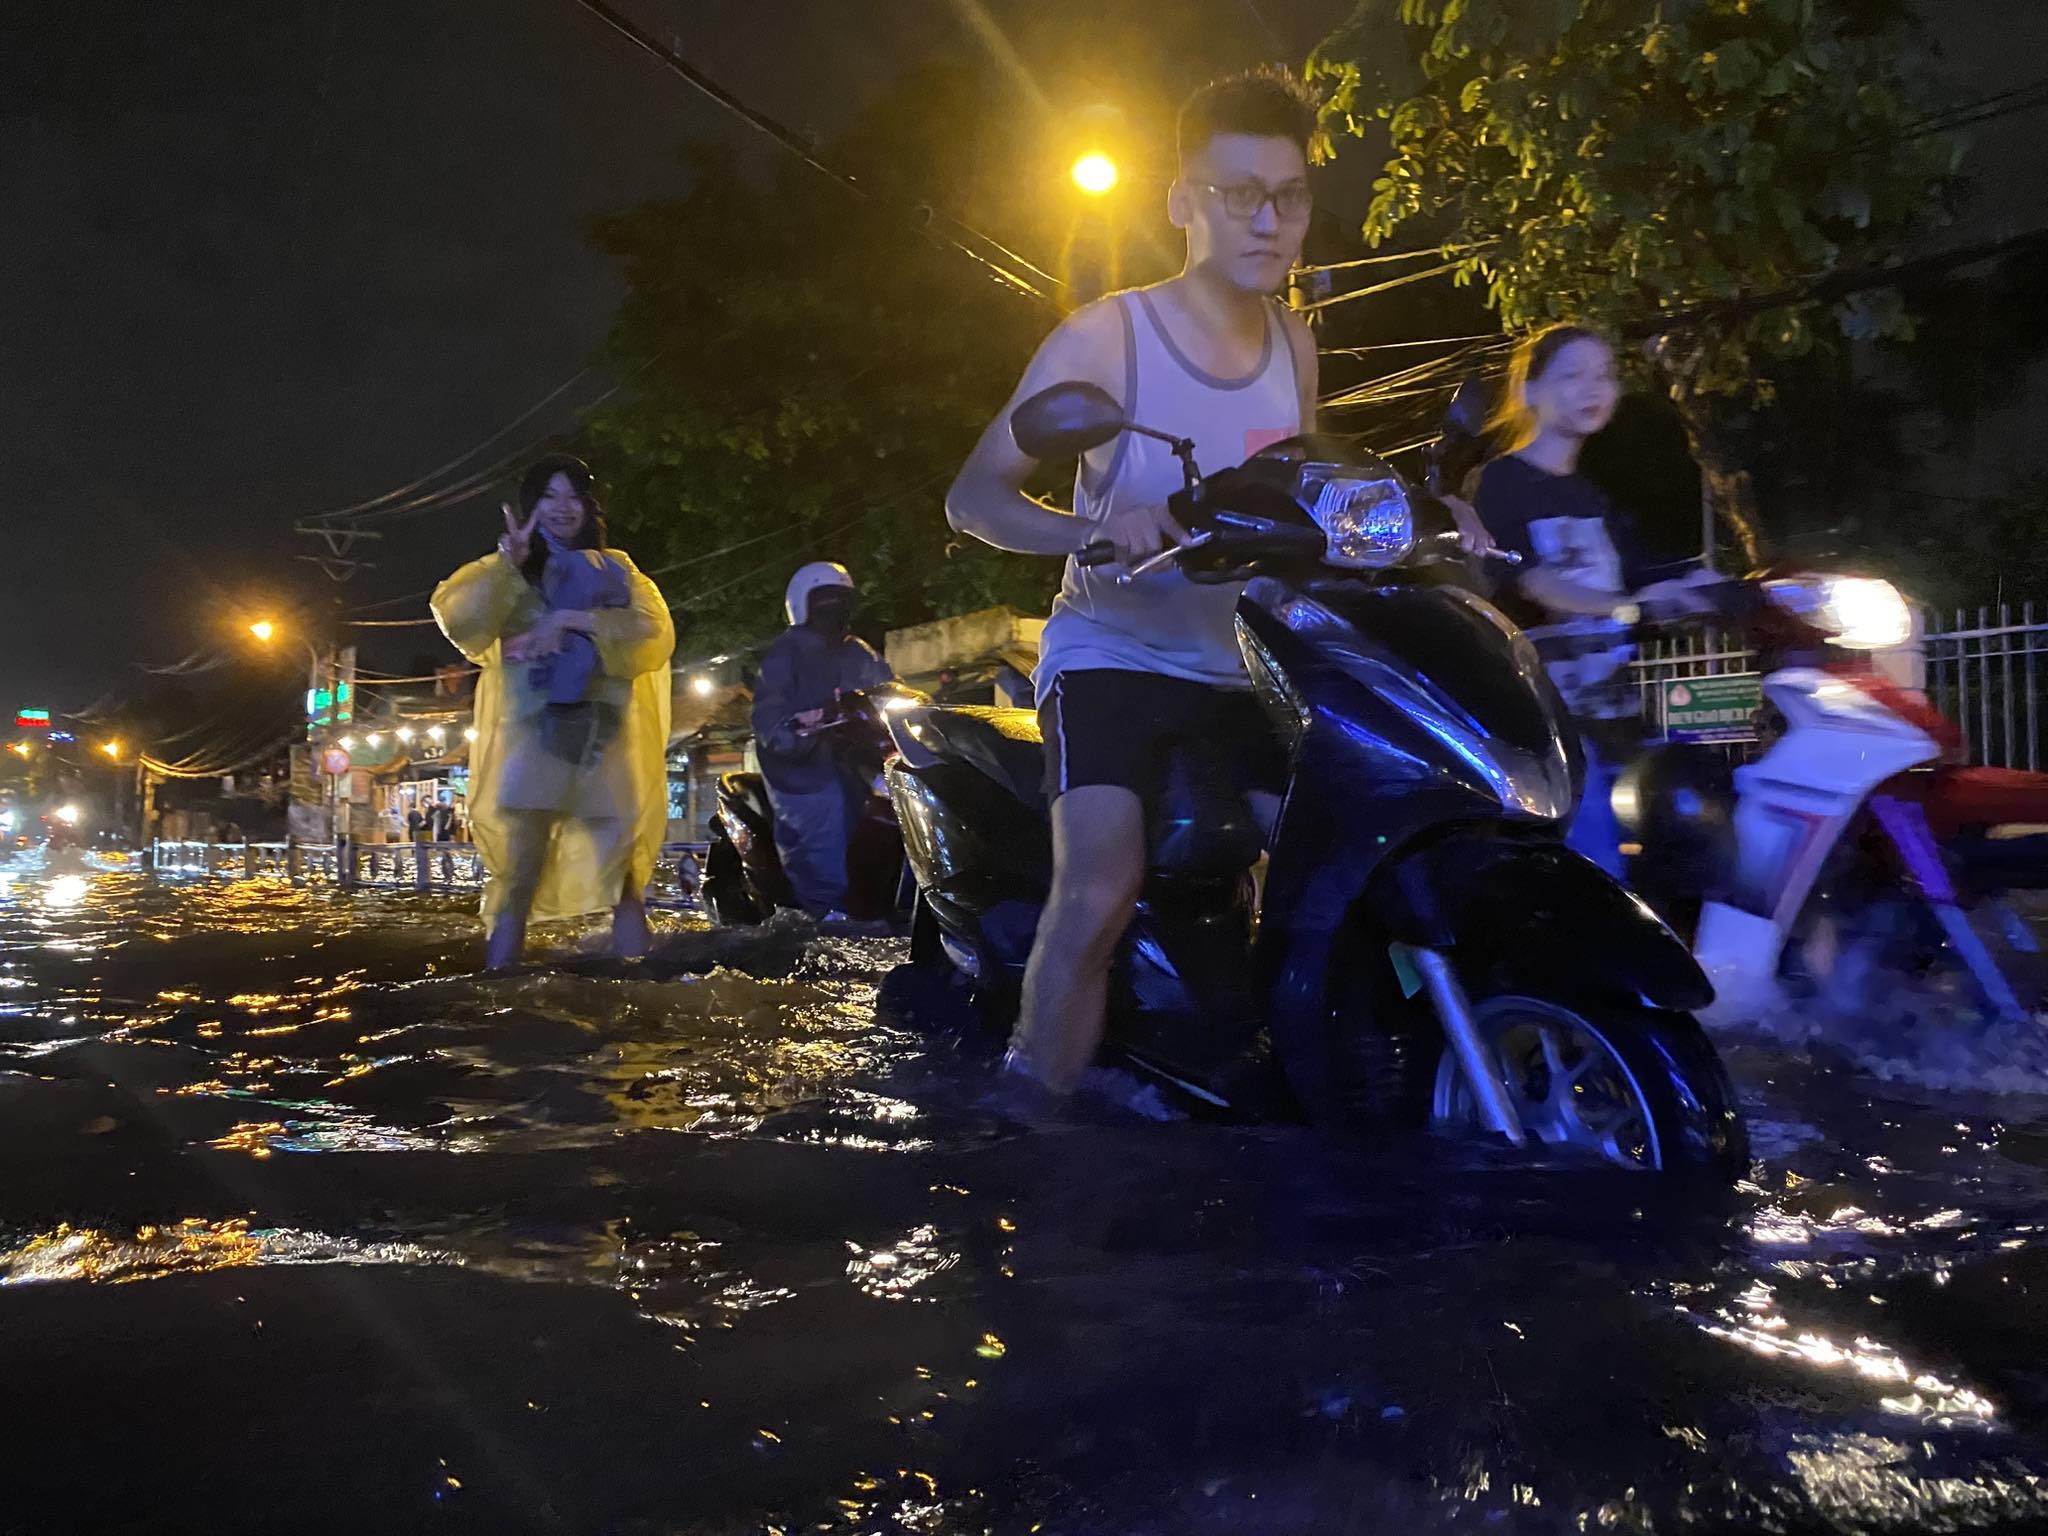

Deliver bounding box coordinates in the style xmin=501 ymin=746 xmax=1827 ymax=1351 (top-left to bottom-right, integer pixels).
xmin=1651 ymin=345 xmax=1765 ymax=570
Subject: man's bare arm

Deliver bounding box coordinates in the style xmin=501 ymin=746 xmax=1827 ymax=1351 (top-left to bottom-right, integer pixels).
xmin=944 ymin=302 xmax=1128 ymax=556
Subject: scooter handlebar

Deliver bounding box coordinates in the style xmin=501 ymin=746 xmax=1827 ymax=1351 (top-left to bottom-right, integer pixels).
xmin=1079 ymin=531 xmax=1520 ymax=572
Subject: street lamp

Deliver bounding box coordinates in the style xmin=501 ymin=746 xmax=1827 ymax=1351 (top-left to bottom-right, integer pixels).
xmin=100 ymin=740 xmax=121 ymax=759
xmin=249 ymin=620 xmax=276 ymax=643
xmin=1071 ymin=152 xmax=1119 ymax=196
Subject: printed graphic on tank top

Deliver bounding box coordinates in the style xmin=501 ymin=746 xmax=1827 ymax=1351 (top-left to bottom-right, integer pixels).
xmin=1034 ymin=288 xmax=1301 ymax=702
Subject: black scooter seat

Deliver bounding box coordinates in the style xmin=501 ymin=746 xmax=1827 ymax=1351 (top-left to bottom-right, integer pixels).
xmin=911 ymin=706 xmax=1046 ymax=812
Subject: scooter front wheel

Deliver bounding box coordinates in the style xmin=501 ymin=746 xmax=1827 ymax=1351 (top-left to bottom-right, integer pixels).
xmin=1431 ymin=992 xmax=1746 ymax=1177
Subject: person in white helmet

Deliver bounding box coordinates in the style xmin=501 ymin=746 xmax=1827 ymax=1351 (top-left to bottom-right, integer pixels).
xmin=750 ymin=563 xmax=894 ymax=917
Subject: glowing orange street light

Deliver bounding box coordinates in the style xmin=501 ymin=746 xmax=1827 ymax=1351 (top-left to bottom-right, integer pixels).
xmin=249 ymin=620 xmax=276 ymax=643
xmin=1071 ymin=152 xmax=1118 ymax=196
xmin=101 ymin=740 xmax=122 ymax=759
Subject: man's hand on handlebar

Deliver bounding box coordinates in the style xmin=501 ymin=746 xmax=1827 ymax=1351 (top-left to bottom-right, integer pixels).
xmin=1091 ymin=501 xmax=1191 ymax=570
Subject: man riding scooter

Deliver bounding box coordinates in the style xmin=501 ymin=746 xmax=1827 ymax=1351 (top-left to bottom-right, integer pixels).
xmin=945 ymin=69 xmax=1322 ymax=1101
xmin=946 ymin=68 xmax=1495 ymax=1103
xmin=751 ymin=562 xmax=894 ymax=920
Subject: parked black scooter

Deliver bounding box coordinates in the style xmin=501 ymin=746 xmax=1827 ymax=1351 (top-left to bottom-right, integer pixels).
xmin=703 ymin=685 xmax=924 ymax=925
xmin=884 ymin=381 xmax=1746 ymax=1175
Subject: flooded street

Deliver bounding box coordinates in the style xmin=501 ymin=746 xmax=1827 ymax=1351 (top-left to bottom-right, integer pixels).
xmin=7 ymin=865 xmax=2048 ymax=1533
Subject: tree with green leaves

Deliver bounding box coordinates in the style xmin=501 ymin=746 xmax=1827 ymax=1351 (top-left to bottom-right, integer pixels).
xmin=1308 ymin=0 xmax=1960 ymax=563
xmin=577 ymin=64 xmax=1070 ymax=666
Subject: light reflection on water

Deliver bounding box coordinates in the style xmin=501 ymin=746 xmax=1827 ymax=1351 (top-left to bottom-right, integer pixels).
xmin=0 ymin=1218 xmax=451 ymax=1285
xmin=41 ymin=874 xmax=89 ymax=910
xmin=845 ymin=1224 xmax=962 ymax=1302
xmin=0 ymin=872 xmax=2047 ymax=1530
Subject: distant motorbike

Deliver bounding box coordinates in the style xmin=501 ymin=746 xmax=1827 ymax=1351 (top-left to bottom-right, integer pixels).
xmin=703 ymin=685 xmax=923 ymax=925
xmin=884 ymin=379 xmax=1746 ymax=1176
xmin=40 ymin=804 xmax=89 ymax=873
xmin=1619 ymin=573 xmax=2048 ymax=1022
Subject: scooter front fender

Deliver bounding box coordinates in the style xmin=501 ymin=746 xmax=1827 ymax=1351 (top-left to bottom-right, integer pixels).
xmin=1368 ymin=833 xmax=1714 ymax=1013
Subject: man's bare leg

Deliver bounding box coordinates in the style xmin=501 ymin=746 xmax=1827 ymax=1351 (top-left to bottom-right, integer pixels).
xmin=1006 ymin=785 xmax=1146 ymax=1094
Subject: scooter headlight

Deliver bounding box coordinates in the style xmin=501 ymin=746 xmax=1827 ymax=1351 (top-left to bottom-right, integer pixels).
xmin=1764 ymin=575 xmax=1911 ymax=650
xmin=1296 ymin=466 xmax=1414 ymax=570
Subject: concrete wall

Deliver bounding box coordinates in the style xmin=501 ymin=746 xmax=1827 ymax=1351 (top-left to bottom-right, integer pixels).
xmin=885 ymin=606 xmax=1044 ymax=679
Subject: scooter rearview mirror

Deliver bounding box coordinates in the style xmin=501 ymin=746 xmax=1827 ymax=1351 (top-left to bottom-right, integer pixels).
xmin=1443 ymin=374 xmax=1488 ymax=441
xmin=1011 ymin=381 xmax=1126 ymax=461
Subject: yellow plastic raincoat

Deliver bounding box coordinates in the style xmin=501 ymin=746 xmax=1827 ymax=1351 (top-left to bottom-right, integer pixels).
xmin=431 ymin=548 xmax=674 ymax=924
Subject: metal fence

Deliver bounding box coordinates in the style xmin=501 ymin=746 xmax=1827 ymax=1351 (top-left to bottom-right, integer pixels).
xmin=1925 ymin=604 xmax=2048 ymax=773
xmin=1630 ymin=606 xmax=2048 ymax=771
xmin=1629 ymin=628 xmax=1759 ymax=739
xmin=150 ymin=838 xmax=709 ymax=906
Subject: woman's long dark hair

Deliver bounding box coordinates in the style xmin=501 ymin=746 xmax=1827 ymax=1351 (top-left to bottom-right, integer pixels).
xmin=516 ymin=454 xmax=608 ymax=585
xmin=1487 ymin=322 xmax=1611 ymax=451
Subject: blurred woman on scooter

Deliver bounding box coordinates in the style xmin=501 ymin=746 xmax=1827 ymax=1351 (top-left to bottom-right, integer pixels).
xmin=1472 ymin=324 xmax=1713 ymax=874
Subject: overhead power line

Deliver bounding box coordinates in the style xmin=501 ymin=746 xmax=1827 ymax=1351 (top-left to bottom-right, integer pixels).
xmin=567 ymin=0 xmax=1063 ymax=308
xmin=298 ymin=365 xmax=604 ymax=524
xmin=1295 ymin=242 xmax=1495 ymax=278
xmin=1318 ymin=333 xmax=1501 ymax=357
xmin=1295 ymin=259 xmax=1466 ymax=315
xmin=300 ymin=373 xmax=637 ymax=533
xmin=1634 ymin=222 xmax=2048 ymax=339
xmin=140 ymin=720 xmax=298 ymax=780
xmin=1891 ymin=74 xmax=2048 ymax=144
xmin=664 ymin=468 xmax=956 ymax=616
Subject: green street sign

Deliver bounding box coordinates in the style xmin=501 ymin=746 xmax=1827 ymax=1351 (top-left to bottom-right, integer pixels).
xmin=1662 ymin=675 xmax=1763 ymax=743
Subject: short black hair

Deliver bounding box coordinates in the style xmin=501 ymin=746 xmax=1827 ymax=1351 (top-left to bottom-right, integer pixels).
xmin=1177 ymin=66 xmax=1318 ymax=165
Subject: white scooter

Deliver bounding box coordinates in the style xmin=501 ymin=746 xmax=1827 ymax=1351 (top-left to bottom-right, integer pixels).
xmin=1619 ymin=573 xmax=2048 ymax=1023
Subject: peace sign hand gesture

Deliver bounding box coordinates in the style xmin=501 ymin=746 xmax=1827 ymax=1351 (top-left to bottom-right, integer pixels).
xmin=498 ymin=500 xmax=541 ymax=566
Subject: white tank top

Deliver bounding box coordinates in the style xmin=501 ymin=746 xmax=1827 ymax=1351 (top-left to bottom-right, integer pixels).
xmin=1035 ymin=288 xmax=1302 ymax=701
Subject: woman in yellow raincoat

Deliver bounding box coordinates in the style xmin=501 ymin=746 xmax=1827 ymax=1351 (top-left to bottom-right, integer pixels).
xmin=432 ymin=455 xmax=673 ymax=967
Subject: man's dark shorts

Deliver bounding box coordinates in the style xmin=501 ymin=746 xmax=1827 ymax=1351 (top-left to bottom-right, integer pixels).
xmin=1039 ymin=668 xmax=1286 ymax=802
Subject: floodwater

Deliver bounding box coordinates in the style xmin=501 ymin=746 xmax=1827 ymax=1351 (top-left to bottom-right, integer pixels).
xmin=7 ymin=862 xmax=2048 ymax=1534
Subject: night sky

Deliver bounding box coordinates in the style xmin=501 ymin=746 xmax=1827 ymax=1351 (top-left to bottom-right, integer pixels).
xmin=5 ymin=0 xmax=2044 ymax=709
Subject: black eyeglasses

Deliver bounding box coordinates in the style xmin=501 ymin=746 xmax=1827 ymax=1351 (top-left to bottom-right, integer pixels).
xmin=1193 ymin=180 xmax=1313 ymax=221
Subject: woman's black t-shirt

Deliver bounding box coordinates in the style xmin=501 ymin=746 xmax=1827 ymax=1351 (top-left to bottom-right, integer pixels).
xmin=1475 ymin=453 xmax=1654 ymax=723
xmin=1475 ymin=454 xmax=1653 ymax=628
